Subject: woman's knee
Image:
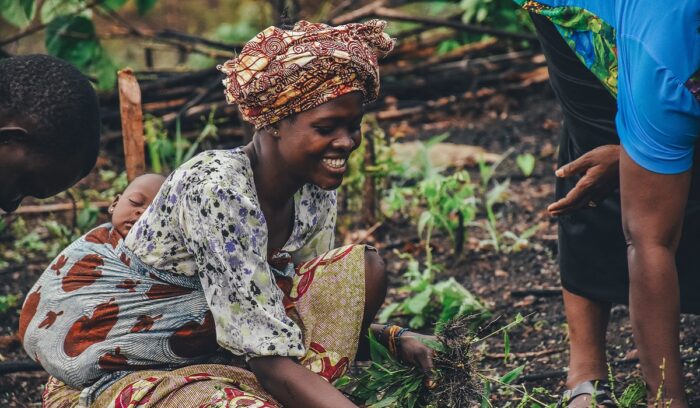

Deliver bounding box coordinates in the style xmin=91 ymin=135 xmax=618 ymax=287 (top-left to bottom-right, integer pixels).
xmin=364 ymin=248 xmax=387 ymax=305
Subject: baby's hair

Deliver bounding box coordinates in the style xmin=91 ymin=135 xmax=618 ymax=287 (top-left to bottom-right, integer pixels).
xmin=0 ymin=54 xmax=101 ymax=178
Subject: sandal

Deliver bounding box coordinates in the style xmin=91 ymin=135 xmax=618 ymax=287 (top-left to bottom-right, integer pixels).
xmin=557 ymin=380 xmax=617 ymax=407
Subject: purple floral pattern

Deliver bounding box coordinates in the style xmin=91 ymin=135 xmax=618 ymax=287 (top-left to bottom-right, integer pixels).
xmin=124 ymin=149 xmax=337 ymax=359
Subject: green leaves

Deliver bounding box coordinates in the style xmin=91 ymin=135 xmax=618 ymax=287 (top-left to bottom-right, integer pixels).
xmin=406 ymin=287 xmax=432 ymax=315
xmin=499 ymin=365 xmax=524 ymax=385
xmin=379 ymin=251 xmax=488 ymax=330
xmin=0 ymin=294 xmax=21 ymax=314
xmin=516 ymin=153 xmax=536 ymax=177
xmin=1 ymin=0 xmax=160 ymax=90
xmin=136 ymin=0 xmax=157 ymax=15
xmin=44 ymin=14 xmax=116 ymax=89
xmin=40 ymin=0 xmax=85 ymax=24
xmin=19 ymin=0 xmax=34 ymax=20
xmin=0 ymin=0 xmax=35 ymax=28
xmin=102 ymin=0 xmax=129 ymax=11
xmin=348 ymin=332 xmax=425 ymax=408
xmin=46 ymin=15 xmax=96 ymax=69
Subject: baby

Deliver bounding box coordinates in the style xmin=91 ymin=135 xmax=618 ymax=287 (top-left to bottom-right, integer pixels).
xmin=18 ymin=173 xmax=177 ymax=389
xmin=108 ymin=173 xmax=166 ymax=239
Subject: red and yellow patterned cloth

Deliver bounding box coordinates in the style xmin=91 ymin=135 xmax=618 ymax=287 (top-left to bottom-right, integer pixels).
xmin=218 ymin=20 xmax=394 ymax=128
xmin=41 ymin=244 xmax=368 ymax=407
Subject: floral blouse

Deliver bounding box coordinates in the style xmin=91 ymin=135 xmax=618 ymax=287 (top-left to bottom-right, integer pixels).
xmin=124 ymin=149 xmax=337 ymax=359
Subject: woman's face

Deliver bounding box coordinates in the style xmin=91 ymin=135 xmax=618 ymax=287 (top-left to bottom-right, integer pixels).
xmin=276 ymin=92 xmax=364 ymax=190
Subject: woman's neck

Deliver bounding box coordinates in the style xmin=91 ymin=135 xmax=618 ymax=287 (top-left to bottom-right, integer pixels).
xmin=244 ymin=136 xmax=302 ymax=209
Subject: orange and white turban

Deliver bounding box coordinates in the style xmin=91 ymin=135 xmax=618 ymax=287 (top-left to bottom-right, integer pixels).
xmin=218 ymin=19 xmax=394 ymax=129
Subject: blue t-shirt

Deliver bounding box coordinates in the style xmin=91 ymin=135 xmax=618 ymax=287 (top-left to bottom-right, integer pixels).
xmin=535 ymin=0 xmax=700 ymax=174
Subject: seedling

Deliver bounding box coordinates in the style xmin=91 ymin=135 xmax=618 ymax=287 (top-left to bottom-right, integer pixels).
xmin=345 ymin=314 xmax=539 ymax=408
xmin=516 ymin=153 xmax=536 ymax=177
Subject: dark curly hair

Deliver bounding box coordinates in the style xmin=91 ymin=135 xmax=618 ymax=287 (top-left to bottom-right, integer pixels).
xmin=0 ymin=54 xmax=101 ymax=177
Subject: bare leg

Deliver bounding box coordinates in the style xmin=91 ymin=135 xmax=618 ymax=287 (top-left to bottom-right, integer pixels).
xmin=563 ymin=288 xmax=611 ymax=408
xmin=356 ymin=248 xmax=387 ymax=361
xmin=628 ymin=247 xmax=687 ymax=407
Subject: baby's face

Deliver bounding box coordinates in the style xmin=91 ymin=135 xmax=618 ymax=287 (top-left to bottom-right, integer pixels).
xmin=110 ymin=174 xmax=165 ymax=238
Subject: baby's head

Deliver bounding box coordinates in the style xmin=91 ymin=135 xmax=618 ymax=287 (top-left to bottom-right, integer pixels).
xmin=108 ymin=173 xmax=166 ymax=238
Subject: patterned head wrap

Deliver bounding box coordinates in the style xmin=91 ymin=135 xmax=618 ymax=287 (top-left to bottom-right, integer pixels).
xmin=218 ymin=19 xmax=395 ymax=128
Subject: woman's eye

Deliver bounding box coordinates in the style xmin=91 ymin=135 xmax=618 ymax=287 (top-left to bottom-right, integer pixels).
xmin=314 ymin=126 xmax=334 ymax=135
xmin=129 ymin=199 xmax=143 ymax=206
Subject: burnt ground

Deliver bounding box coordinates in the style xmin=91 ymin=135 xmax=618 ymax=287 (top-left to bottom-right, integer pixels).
xmin=0 ymin=83 xmax=698 ymax=407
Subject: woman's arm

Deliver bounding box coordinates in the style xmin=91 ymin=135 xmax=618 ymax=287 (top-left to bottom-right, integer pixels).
xmin=620 ymin=149 xmax=690 ymax=407
xmin=249 ymin=356 xmax=357 ymax=408
xmin=368 ymin=324 xmax=435 ymax=381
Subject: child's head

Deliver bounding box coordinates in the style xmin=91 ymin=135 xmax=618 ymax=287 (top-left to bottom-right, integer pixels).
xmin=0 ymin=55 xmax=101 ymax=213
xmin=108 ymin=173 xmax=166 ymax=238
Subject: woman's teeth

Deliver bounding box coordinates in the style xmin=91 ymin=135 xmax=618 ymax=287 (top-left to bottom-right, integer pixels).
xmin=323 ymin=158 xmax=346 ymax=169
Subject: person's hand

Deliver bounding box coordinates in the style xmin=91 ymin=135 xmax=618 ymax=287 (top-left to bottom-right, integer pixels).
xmin=548 ymin=145 xmax=620 ymax=216
xmin=398 ymin=332 xmax=437 ymax=388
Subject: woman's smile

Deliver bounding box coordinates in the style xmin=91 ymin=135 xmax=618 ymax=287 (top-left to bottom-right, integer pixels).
xmin=321 ymin=156 xmax=348 ymax=173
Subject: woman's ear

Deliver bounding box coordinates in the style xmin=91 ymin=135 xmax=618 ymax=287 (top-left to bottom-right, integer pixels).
xmin=265 ymin=125 xmax=280 ymax=138
xmin=108 ymin=195 xmax=120 ymax=214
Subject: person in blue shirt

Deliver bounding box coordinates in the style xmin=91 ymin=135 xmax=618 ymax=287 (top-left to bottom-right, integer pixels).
xmin=515 ymin=1 xmax=700 ymax=406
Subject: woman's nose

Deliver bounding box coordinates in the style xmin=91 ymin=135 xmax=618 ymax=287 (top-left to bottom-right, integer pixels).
xmin=333 ymin=131 xmax=358 ymax=151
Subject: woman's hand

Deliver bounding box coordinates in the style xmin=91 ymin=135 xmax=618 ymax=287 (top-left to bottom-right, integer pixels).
xmin=548 ymin=144 xmax=620 ymax=216
xmin=398 ymin=332 xmax=437 ymax=388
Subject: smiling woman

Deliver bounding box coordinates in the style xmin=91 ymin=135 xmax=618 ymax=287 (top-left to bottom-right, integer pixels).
xmin=24 ymin=19 xmax=435 ymax=408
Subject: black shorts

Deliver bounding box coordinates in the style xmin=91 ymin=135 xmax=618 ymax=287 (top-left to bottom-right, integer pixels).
xmin=532 ymin=12 xmax=700 ymax=313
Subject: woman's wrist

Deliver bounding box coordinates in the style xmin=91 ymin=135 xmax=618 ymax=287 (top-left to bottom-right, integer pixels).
xmin=372 ymin=324 xmax=410 ymax=358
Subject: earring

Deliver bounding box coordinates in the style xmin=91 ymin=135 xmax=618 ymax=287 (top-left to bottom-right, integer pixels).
xmin=108 ymin=207 xmax=114 ymax=214
xmin=266 ymin=126 xmax=279 ymax=137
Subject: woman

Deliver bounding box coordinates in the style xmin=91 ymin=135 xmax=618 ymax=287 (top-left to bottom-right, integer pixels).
xmin=22 ymin=20 xmax=434 ymax=407
xmin=514 ymin=1 xmax=700 ymax=407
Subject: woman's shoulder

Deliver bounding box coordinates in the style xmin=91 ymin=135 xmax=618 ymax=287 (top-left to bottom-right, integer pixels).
xmin=179 ymin=148 xmax=249 ymax=176
xmin=169 ymin=148 xmax=254 ymax=193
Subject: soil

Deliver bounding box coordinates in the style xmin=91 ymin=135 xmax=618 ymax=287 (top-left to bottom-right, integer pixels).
xmin=1 ymin=83 xmax=698 ymax=407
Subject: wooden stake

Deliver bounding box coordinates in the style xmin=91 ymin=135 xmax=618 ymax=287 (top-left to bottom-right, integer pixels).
xmin=118 ymin=68 xmax=146 ymax=181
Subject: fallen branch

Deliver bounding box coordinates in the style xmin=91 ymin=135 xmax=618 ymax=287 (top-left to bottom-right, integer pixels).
xmin=510 ymin=288 xmax=562 ymax=298
xmin=0 ymin=359 xmax=43 ymax=375
xmin=519 ymin=369 xmax=566 ymax=383
xmin=330 ymin=0 xmax=386 ymax=25
xmin=11 ymin=201 xmax=111 ymax=215
xmin=351 ymin=222 xmax=384 ymax=245
xmin=373 ymin=7 xmax=538 ymax=42
xmin=485 ymin=347 xmax=566 ymax=360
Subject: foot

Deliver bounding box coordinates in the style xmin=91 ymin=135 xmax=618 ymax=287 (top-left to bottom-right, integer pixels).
xmin=559 ymin=380 xmax=617 ymax=408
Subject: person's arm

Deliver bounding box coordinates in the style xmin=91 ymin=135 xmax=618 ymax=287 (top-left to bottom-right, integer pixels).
xmin=249 ymin=356 xmax=358 ymax=408
xmin=547 ymin=144 xmax=620 ymax=215
xmin=620 ymin=149 xmax=690 ymax=406
xmin=368 ymin=324 xmax=435 ymax=385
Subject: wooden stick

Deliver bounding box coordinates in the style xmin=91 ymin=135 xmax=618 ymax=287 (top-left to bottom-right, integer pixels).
xmin=11 ymin=201 xmax=111 ymax=215
xmin=118 ymin=69 xmax=146 ymax=181
xmin=351 ymin=222 xmax=384 ymax=245
xmin=330 ymin=0 xmax=386 ymax=25
xmin=511 ymin=287 xmax=562 ymax=298
xmin=373 ymin=7 xmax=538 ymax=42
xmin=485 ymin=347 xmax=566 ymax=359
